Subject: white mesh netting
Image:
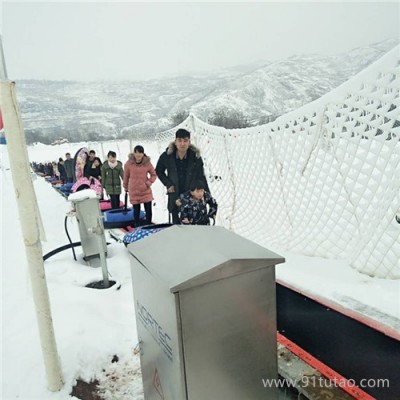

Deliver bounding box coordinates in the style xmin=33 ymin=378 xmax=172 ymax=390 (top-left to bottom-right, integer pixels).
xmin=156 ymin=46 xmax=400 ymax=279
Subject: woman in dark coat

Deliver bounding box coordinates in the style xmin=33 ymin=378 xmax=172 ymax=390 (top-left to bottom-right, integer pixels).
xmin=84 ymin=157 xmax=102 ymax=181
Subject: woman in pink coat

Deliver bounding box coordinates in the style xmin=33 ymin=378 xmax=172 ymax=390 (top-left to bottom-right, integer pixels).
xmin=123 ymin=145 xmax=157 ymax=226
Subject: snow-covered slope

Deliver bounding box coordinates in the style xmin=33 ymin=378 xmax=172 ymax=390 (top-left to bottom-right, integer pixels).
xmin=190 ymin=39 xmax=399 ymax=122
xmin=16 ymin=39 xmax=398 ymax=144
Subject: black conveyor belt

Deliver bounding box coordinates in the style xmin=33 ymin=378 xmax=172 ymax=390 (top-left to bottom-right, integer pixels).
xmin=277 ymin=284 xmax=400 ymax=400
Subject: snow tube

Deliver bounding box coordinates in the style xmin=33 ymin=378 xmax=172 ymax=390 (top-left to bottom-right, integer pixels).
xmin=122 ymin=224 xmax=172 ymax=245
xmin=71 ymin=177 xmax=103 ymax=197
xmin=73 ymin=147 xmax=88 ymax=180
xmin=99 ymin=200 xmax=124 ymax=211
xmin=102 ymin=208 xmax=144 ymax=229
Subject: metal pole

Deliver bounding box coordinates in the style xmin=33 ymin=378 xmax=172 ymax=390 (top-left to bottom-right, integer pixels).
xmin=96 ymin=216 xmax=109 ymax=288
xmin=0 ymin=37 xmax=63 ymax=391
xmin=0 ymin=36 xmax=8 ymax=80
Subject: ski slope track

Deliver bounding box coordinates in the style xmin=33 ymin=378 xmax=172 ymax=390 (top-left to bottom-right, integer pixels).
xmin=1 ymin=45 xmax=399 ymax=400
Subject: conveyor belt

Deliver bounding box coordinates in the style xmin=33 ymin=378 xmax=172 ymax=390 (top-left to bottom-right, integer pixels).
xmin=277 ymin=284 xmax=400 ymax=400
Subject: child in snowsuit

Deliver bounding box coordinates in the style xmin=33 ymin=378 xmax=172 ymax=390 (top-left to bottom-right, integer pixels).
xmin=178 ymin=180 xmax=217 ymax=225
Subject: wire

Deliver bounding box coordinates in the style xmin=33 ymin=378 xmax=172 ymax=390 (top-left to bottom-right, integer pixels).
xmin=43 ymin=242 xmax=81 ymax=261
xmin=64 ymin=215 xmax=77 ymax=261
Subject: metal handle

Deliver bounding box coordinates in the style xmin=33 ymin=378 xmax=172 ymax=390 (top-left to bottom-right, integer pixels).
xmin=134 ymin=340 xmax=143 ymax=356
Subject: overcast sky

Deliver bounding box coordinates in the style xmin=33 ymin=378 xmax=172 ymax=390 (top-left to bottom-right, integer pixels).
xmin=2 ymin=1 xmax=399 ymax=81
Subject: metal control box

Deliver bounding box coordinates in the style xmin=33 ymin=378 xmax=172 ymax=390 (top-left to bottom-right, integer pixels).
xmin=128 ymin=225 xmax=284 ymax=400
xmin=70 ymin=192 xmax=107 ymax=262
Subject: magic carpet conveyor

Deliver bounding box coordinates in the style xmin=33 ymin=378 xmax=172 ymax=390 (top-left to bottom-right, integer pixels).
xmin=276 ymin=282 xmax=400 ymax=400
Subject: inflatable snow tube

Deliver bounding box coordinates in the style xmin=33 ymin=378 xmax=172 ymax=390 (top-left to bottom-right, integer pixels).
xmin=122 ymin=223 xmax=173 ymax=245
xmin=141 ymin=223 xmax=172 ymax=230
xmin=73 ymin=147 xmax=88 ymax=181
xmin=99 ymin=200 xmax=124 ymax=211
xmin=102 ymin=208 xmax=143 ymax=229
xmin=72 ymin=177 xmax=102 ymax=197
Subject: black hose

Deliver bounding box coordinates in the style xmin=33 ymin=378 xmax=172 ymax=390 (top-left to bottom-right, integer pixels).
xmin=64 ymin=215 xmax=77 ymax=261
xmin=42 ymin=215 xmax=82 ymax=261
xmin=43 ymin=216 xmax=112 ymax=262
xmin=43 ymin=242 xmax=82 ymax=261
xmin=43 ymin=240 xmax=112 ymax=261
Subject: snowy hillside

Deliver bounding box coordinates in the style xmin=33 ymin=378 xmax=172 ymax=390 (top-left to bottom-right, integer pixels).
xmin=190 ymin=40 xmax=400 ymax=122
xmin=16 ymin=39 xmax=398 ymax=144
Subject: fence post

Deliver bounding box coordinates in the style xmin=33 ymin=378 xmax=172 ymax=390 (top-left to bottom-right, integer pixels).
xmin=0 ymin=36 xmax=63 ymax=392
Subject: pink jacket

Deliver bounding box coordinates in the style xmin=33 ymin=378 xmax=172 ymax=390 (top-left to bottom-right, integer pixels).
xmin=123 ymin=154 xmax=157 ymax=205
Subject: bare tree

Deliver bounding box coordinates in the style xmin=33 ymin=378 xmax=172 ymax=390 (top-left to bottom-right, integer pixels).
xmin=170 ymin=110 xmax=189 ymax=127
xmin=207 ymin=108 xmax=251 ymax=129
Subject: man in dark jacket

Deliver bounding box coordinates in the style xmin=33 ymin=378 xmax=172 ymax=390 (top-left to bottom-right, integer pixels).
xmin=155 ymin=128 xmax=210 ymax=224
xmin=64 ymin=152 xmax=75 ymax=183
xmin=57 ymin=158 xmax=67 ymax=184
xmin=84 ymin=150 xmax=97 ymax=178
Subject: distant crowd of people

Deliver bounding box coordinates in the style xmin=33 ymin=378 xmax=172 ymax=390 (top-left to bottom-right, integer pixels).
xmin=32 ymin=153 xmax=74 ymax=184
xmin=31 ymin=128 xmax=218 ymax=226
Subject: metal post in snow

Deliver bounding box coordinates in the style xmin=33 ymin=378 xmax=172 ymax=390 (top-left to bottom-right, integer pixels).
xmin=0 ymin=35 xmax=46 ymax=241
xmin=0 ymin=36 xmax=8 ymax=81
xmin=97 ymin=216 xmax=109 ymax=288
xmin=0 ymin=36 xmax=64 ymax=391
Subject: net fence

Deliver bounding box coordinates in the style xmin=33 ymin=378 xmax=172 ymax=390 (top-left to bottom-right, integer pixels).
xmin=156 ymin=46 xmax=400 ymax=279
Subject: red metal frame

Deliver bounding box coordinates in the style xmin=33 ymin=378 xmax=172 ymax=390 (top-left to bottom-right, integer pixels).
xmin=277 ymin=332 xmax=375 ymax=400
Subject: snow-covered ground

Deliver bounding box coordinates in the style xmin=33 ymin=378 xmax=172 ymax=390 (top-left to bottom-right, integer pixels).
xmin=1 ymin=140 xmax=399 ymax=399
xmin=2 ymin=144 xmax=151 ymax=399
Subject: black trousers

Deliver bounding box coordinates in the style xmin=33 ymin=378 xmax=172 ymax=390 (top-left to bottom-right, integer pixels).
xmin=170 ymin=207 xmax=180 ymax=224
xmin=133 ymin=202 xmax=152 ymax=226
xmin=109 ymin=194 xmax=120 ymax=209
